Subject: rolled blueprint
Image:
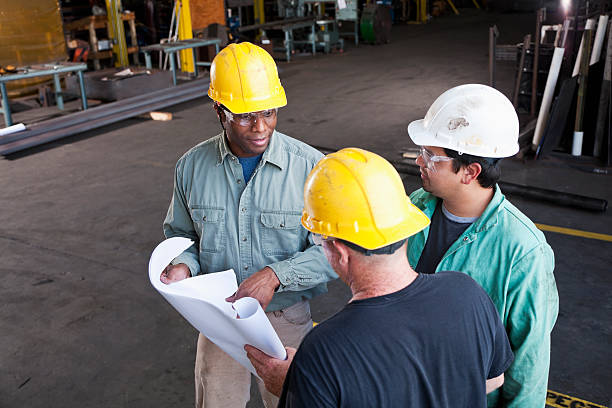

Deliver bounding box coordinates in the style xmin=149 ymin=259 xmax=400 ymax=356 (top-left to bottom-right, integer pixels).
xmin=148 ymin=237 xmax=287 ymax=376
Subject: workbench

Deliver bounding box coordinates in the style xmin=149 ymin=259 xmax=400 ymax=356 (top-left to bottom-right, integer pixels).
xmin=64 ymin=12 xmax=139 ymax=70
xmin=140 ymin=38 xmax=222 ymax=86
xmin=239 ymin=18 xmax=316 ymax=62
xmin=0 ymin=62 xmax=88 ymax=127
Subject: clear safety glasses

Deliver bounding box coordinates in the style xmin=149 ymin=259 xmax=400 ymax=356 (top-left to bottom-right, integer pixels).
xmin=418 ymin=146 xmax=454 ymax=172
xmin=312 ymin=233 xmax=335 ymax=246
xmin=224 ymin=108 xmax=277 ymax=127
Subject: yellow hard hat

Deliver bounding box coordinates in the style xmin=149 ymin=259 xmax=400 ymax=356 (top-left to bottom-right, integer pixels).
xmin=208 ymin=42 xmax=287 ymax=114
xmin=301 ymin=148 xmax=431 ymax=250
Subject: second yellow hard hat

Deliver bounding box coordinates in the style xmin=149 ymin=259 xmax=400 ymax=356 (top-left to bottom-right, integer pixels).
xmin=301 ymin=148 xmax=430 ymax=250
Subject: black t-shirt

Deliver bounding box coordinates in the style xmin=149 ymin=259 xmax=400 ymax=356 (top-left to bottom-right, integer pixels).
xmin=278 ymin=272 xmax=513 ymax=408
xmin=416 ymin=202 xmax=476 ymax=274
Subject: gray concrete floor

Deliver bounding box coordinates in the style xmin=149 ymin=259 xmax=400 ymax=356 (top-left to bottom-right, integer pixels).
xmin=1 ymin=10 xmax=611 ymax=408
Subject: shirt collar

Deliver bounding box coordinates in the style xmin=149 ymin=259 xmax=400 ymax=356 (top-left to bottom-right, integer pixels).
xmin=216 ymin=130 xmax=285 ymax=170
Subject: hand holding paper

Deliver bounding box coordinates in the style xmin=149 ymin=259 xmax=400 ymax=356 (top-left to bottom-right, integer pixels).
xmin=225 ymin=266 xmax=280 ymax=310
xmin=245 ymin=345 xmax=297 ymax=397
xmin=148 ymin=237 xmax=287 ymax=376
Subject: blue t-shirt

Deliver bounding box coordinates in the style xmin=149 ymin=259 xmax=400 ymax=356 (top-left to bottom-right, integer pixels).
xmin=279 ymin=272 xmax=514 ymax=408
xmin=238 ymin=154 xmax=263 ymax=183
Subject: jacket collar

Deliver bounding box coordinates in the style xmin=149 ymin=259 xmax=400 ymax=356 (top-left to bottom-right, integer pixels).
xmin=216 ymin=130 xmax=285 ymax=170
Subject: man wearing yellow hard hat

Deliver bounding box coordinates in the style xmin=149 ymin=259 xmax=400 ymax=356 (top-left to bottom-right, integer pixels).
xmin=161 ymin=42 xmax=335 ymax=408
xmin=406 ymin=84 xmax=558 ymax=408
xmin=245 ymin=148 xmax=513 ymax=407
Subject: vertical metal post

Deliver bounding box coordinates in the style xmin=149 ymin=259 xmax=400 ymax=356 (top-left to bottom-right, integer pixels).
xmin=285 ymin=30 xmax=291 ymax=61
xmin=489 ymin=25 xmax=498 ymax=88
xmin=513 ymin=34 xmax=531 ymax=108
xmin=531 ymin=8 xmax=545 ymax=116
xmin=77 ymin=70 xmax=88 ymax=110
xmin=573 ymin=29 xmax=594 ymax=156
xmin=169 ymin=52 xmax=178 ymax=85
xmin=53 ymin=73 xmax=64 ymax=111
xmin=311 ymin=24 xmax=316 ymax=55
xmin=177 ymin=0 xmax=195 ymax=73
xmin=1 ymin=82 xmax=13 ymax=127
xmin=192 ymin=47 xmax=198 ymax=77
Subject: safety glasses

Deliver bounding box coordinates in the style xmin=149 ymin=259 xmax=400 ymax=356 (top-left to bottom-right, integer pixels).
xmin=418 ymin=146 xmax=453 ymax=172
xmin=223 ymin=108 xmax=277 ymax=127
xmin=312 ymin=233 xmax=335 ymax=246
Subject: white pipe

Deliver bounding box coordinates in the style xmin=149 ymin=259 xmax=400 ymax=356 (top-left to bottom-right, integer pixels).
xmin=532 ymin=47 xmax=565 ymax=149
xmin=590 ymin=15 xmax=610 ymax=65
xmin=0 ymin=123 xmax=26 ymax=137
xmin=573 ymin=18 xmax=597 ymax=77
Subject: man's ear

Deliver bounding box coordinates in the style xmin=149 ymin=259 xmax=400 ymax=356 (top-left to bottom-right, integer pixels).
xmin=331 ymin=240 xmax=350 ymax=266
xmin=214 ymin=104 xmax=224 ymax=120
xmin=461 ymin=162 xmax=482 ymax=185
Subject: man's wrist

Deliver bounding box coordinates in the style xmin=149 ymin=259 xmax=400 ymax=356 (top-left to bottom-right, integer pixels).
xmin=265 ymin=266 xmax=281 ymax=290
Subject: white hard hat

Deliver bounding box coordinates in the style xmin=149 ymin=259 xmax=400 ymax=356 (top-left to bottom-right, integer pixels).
xmin=407 ymin=84 xmax=519 ymax=158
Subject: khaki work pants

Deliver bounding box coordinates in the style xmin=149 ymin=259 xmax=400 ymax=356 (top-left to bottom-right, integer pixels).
xmin=194 ymin=300 xmax=313 ymax=408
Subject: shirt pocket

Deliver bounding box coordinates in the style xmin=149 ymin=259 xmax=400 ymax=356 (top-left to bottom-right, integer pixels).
xmin=191 ymin=207 xmax=225 ymax=253
xmin=260 ymin=211 xmax=303 ymax=256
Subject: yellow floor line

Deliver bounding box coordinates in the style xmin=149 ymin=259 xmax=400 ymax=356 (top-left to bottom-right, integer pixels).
xmin=547 ymin=389 xmax=608 ymax=408
xmin=535 ymin=223 xmax=612 ymax=242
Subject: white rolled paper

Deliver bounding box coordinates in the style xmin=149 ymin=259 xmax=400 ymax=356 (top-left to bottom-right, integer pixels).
xmin=148 ymin=238 xmax=287 ymax=377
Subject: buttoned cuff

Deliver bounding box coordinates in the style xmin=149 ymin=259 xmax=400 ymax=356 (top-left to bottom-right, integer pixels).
xmin=171 ymin=254 xmax=200 ymax=277
xmin=267 ymin=259 xmax=295 ymax=292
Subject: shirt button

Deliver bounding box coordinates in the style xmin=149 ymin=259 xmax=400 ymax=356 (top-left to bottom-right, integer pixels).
xmin=202 ymin=216 xmax=207 ymax=221
xmin=280 ymin=223 xmax=285 ymax=227
xmin=463 ymin=236 xmax=469 ymax=242
xmin=241 ymin=207 xmax=246 ymax=212
xmin=244 ymin=265 xmax=249 ymax=270
xmin=237 ymin=179 xmax=242 ymax=184
xmin=242 ymin=237 xmax=247 ymax=242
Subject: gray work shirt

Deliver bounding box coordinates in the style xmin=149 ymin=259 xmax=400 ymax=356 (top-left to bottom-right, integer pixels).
xmin=163 ymin=130 xmax=337 ymax=311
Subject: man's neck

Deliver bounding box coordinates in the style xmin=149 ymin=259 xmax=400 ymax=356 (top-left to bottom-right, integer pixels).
xmin=441 ymin=185 xmax=495 ymax=219
xmin=349 ymin=253 xmax=418 ymax=302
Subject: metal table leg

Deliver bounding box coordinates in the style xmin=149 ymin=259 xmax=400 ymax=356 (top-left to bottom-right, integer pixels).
xmin=192 ymin=48 xmax=198 ymax=78
xmin=77 ymin=70 xmax=88 ymax=111
xmin=53 ymin=73 xmax=64 ymax=111
xmin=169 ymin=52 xmax=177 ymax=86
xmin=311 ymin=24 xmax=316 ymax=55
xmin=0 ymin=82 xmax=12 ymax=127
xmin=144 ymin=51 xmax=152 ymax=69
xmin=285 ymin=30 xmax=291 ymax=62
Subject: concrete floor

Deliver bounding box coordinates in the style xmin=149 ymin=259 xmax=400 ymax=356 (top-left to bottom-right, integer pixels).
xmin=1 ymin=10 xmax=611 ymax=408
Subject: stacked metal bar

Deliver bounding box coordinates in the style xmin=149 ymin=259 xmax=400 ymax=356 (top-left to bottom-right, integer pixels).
xmin=0 ymin=79 xmax=209 ymax=155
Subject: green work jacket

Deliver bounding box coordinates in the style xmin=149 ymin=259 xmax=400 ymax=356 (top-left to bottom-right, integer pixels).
xmin=163 ymin=130 xmax=336 ymax=312
xmin=407 ymin=186 xmax=559 ymax=408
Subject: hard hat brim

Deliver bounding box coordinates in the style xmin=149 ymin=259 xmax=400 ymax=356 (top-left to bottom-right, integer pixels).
xmin=407 ymin=119 xmax=435 ymax=147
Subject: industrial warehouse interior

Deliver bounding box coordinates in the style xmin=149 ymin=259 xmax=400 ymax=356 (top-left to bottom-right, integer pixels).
xmin=0 ymin=0 xmax=611 ymax=407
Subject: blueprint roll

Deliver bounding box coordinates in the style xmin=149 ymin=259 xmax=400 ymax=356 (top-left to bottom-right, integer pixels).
xmin=148 ymin=237 xmax=287 ymax=377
